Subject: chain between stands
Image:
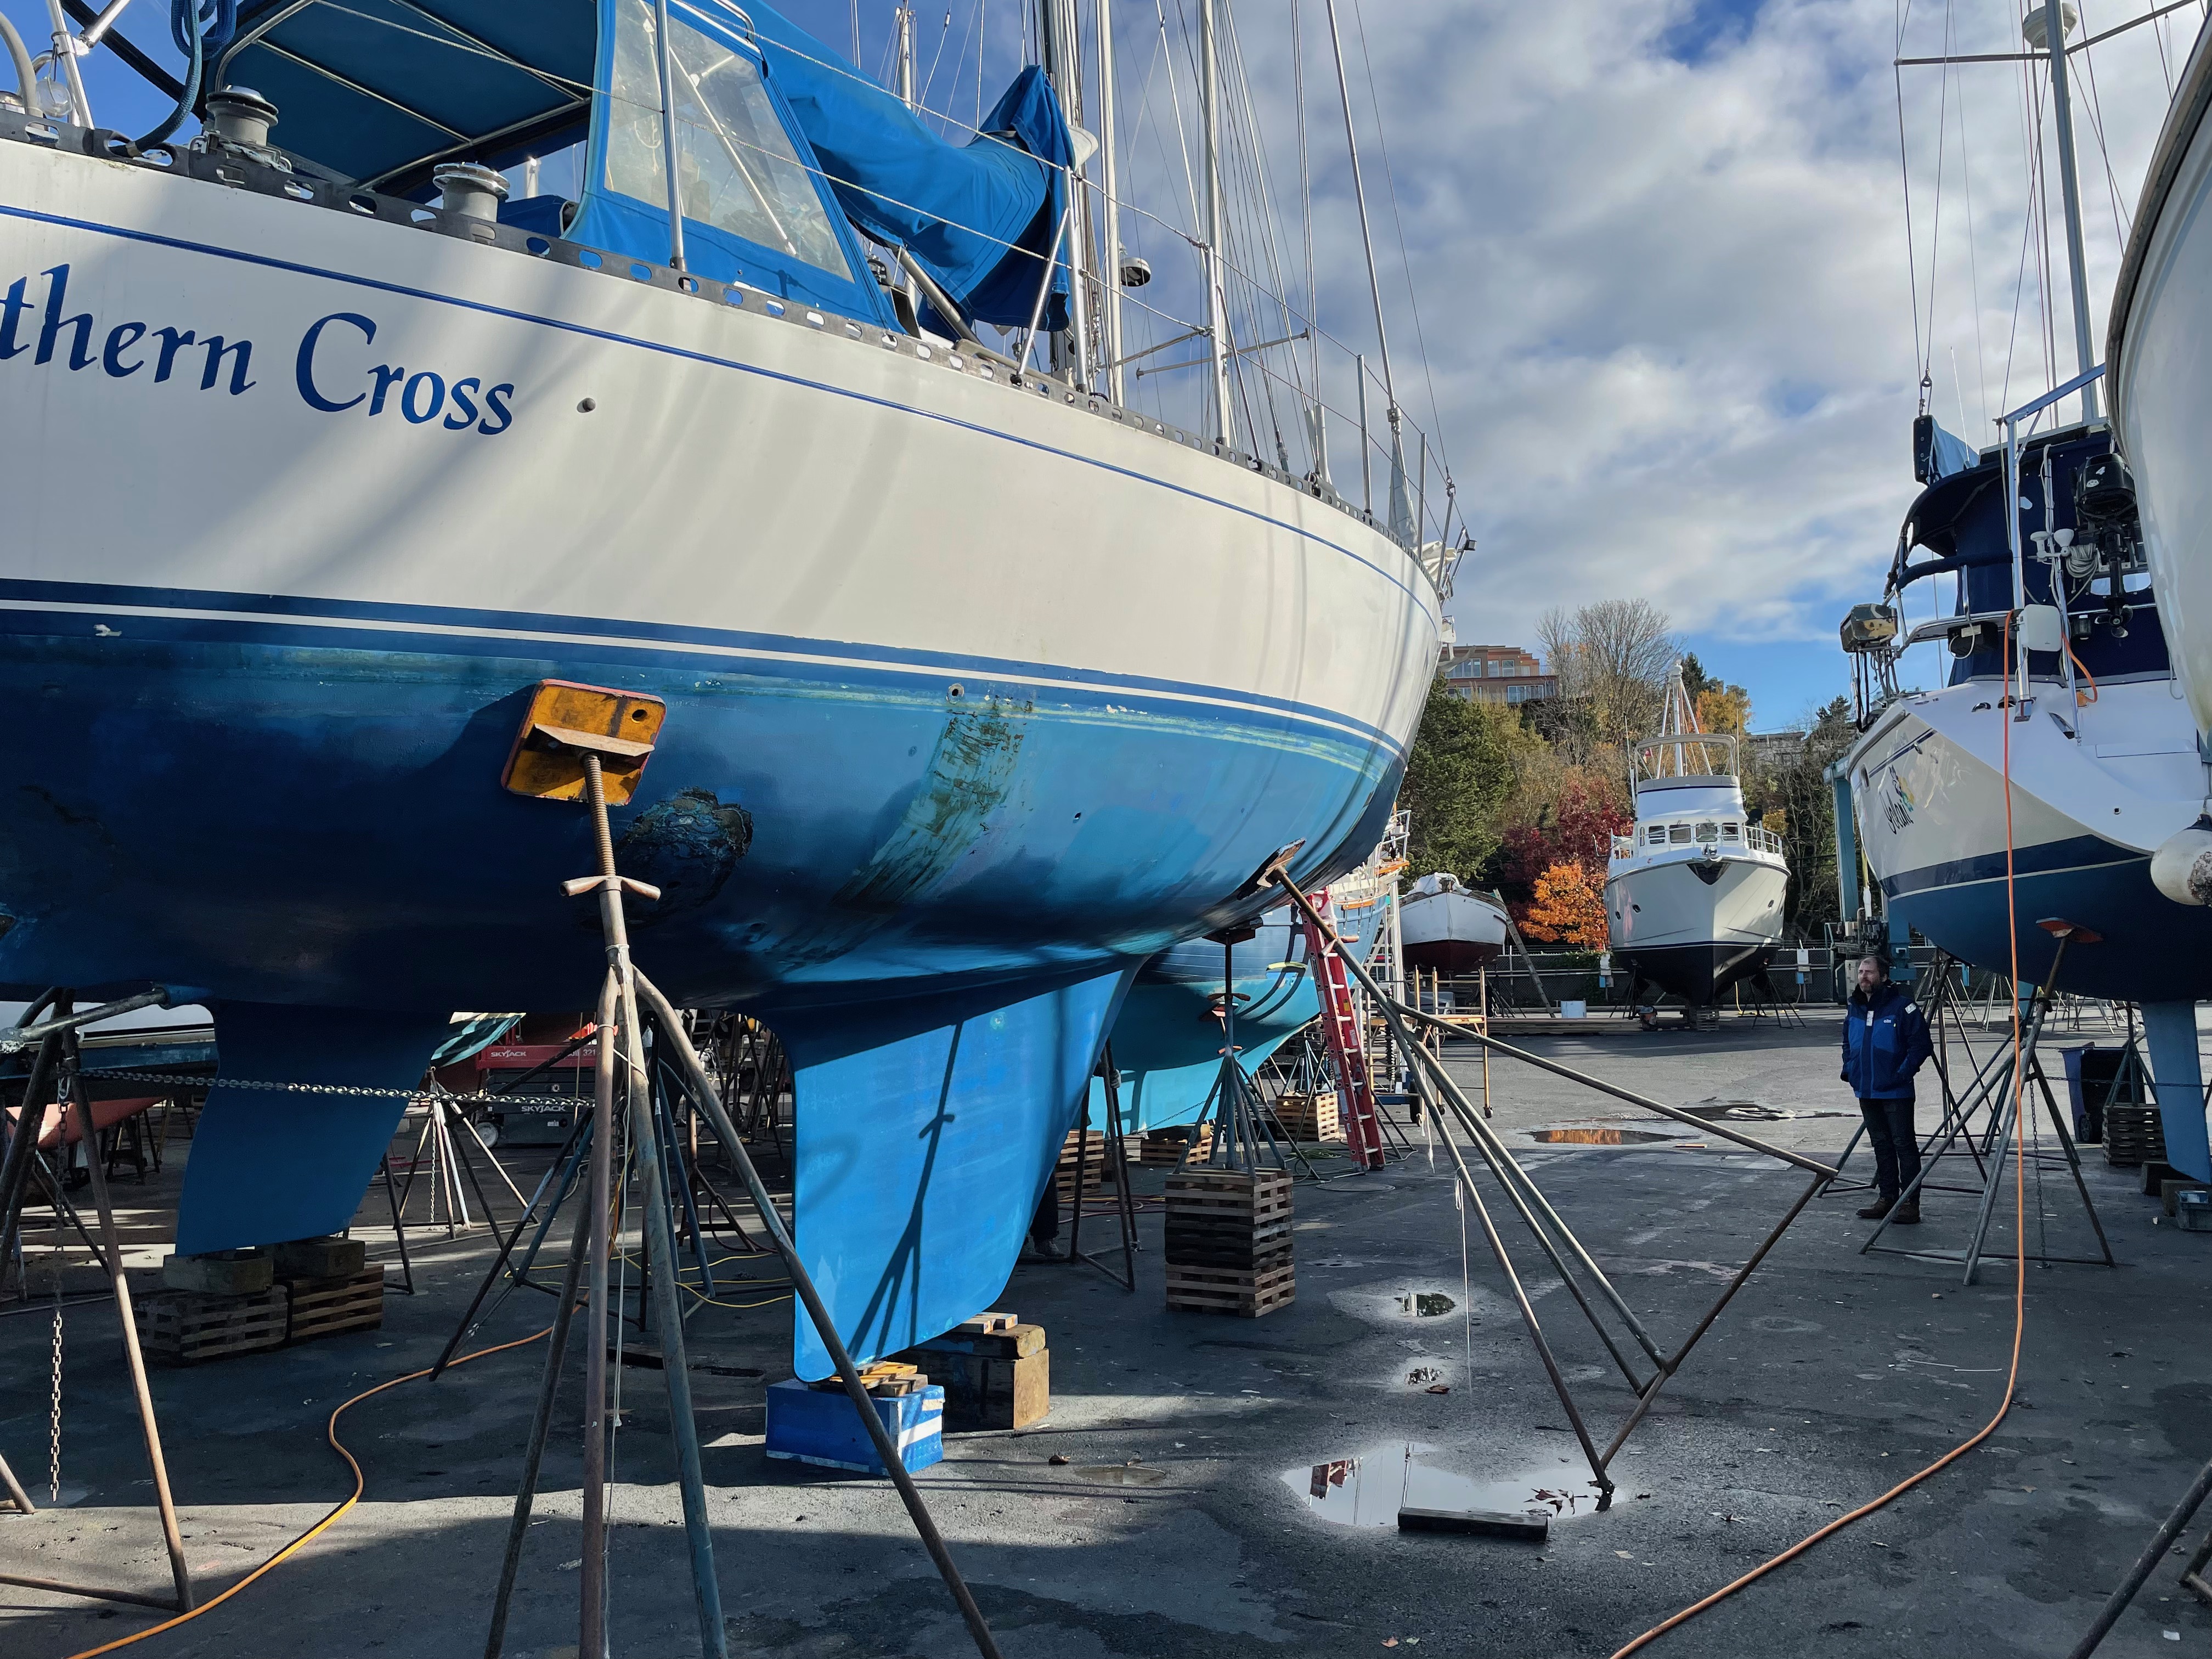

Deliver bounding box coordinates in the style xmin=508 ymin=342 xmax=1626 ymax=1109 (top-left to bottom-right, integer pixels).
xmin=74 ymin=1069 xmax=591 ymax=1110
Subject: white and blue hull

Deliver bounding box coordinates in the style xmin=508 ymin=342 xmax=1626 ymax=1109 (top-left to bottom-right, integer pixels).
xmin=1846 ymin=674 xmax=2212 ymax=997
xmin=0 ymin=128 xmax=1440 ymax=1369
xmin=2112 ymin=15 xmax=2212 ymax=741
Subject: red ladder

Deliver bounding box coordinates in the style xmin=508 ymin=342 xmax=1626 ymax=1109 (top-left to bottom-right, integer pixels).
xmin=1299 ymin=893 xmax=1386 ymax=1170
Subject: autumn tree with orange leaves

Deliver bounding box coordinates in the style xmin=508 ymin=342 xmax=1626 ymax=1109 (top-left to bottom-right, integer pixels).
xmin=1520 ymin=861 xmax=1609 ymax=950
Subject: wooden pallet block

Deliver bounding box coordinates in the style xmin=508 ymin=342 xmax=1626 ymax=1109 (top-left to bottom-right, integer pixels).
xmin=1165 ymin=1170 xmax=1293 ymax=1228
xmin=1165 ymin=1222 xmax=1293 ymax=1269
xmin=1165 ymin=1261 xmax=1296 ymax=1318
xmin=284 ymin=1265 xmax=386 ymax=1345
xmin=1269 ymin=1090 xmax=1341 ymax=1143
xmin=1139 ymin=1126 xmax=1213 ymax=1167
xmin=136 ymin=1284 xmax=290 ymax=1366
xmin=2104 ymin=1105 xmax=2166 ymax=1168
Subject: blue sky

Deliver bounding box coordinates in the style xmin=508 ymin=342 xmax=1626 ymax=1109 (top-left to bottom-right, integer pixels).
xmin=7 ymin=0 xmax=2197 ymax=737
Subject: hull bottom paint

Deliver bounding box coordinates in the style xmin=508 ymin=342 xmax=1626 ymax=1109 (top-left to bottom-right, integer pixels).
xmin=1615 ymin=943 xmax=1776 ymax=1007
xmin=1882 ymin=845 xmax=2212 ymax=1000
xmin=783 ymin=966 xmax=1132 ymax=1380
xmin=2 ymin=628 xmax=1406 ymax=1370
xmin=1403 ymin=938 xmax=1502 ymax=975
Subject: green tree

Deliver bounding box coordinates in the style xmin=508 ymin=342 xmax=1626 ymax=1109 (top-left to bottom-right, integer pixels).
xmin=1400 ymin=676 xmax=1528 ymax=880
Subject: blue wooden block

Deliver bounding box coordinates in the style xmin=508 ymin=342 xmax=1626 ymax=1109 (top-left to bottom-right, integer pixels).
xmin=764 ymin=1379 xmax=945 ymax=1475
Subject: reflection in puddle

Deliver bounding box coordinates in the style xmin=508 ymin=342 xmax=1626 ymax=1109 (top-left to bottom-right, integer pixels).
xmin=1072 ymin=1464 xmax=1167 ymax=1486
xmin=1283 ymin=1443 xmax=1605 ymax=1528
xmin=1398 ymin=1291 xmax=1457 ymax=1317
xmin=1526 ymin=1127 xmax=1676 ymax=1145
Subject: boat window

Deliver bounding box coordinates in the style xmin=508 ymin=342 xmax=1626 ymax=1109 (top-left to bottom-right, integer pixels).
xmin=1695 ymin=821 xmax=1718 ymax=843
xmin=1722 ymin=822 xmax=1740 ymax=840
xmin=1668 ymin=825 xmax=1691 ymax=844
xmin=606 ymin=0 xmax=853 ymax=278
xmin=1646 ymin=826 xmax=1666 ymax=845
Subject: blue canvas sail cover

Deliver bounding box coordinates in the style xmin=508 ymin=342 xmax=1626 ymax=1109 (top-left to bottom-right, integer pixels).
xmin=747 ymin=7 xmax=1074 ymax=331
xmin=1912 ymin=413 xmax=1981 ymax=483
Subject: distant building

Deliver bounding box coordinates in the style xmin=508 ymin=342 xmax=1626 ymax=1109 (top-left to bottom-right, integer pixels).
xmin=1743 ymin=729 xmax=1807 ymax=772
xmin=1438 ymin=643 xmax=1558 ymax=707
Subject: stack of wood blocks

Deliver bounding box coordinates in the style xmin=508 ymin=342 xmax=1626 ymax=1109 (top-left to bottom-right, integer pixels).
xmin=1164 ymin=1167 xmax=1294 ymax=1317
xmin=810 ymin=1360 xmax=928 ymax=1398
xmin=1139 ymin=1124 xmax=1213 ymax=1167
xmin=897 ymin=1310 xmax=1049 ymax=1429
xmin=1053 ymin=1128 xmax=1108 ymax=1198
xmin=1268 ymin=1089 xmax=1340 ymax=1143
xmin=136 ymin=1236 xmax=385 ymax=1365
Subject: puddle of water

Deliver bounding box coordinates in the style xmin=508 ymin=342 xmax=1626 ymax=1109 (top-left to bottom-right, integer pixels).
xmin=1283 ymin=1443 xmax=1605 ymax=1528
xmin=1397 ymin=1292 xmax=1457 ymax=1317
xmin=1527 ymin=1127 xmax=1676 ymax=1145
xmin=1071 ymin=1464 xmax=1167 ymax=1486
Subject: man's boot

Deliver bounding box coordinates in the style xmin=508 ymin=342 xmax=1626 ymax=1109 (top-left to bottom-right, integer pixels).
xmin=1856 ymin=1196 xmax=1894 ymax=1220
xmin=1889 ymin=1200 xmax=1921 ymax=1226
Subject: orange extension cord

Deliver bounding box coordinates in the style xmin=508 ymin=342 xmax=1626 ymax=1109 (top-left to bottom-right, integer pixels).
xmin=1609 ymin=616 xmax=2033 ymax=1657
xmin=58 ymin=1325 xmax=554 ymax=1659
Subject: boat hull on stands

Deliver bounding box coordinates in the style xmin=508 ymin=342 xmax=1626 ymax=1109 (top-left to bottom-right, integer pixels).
xmin=0 ymin=133 xmax=1438 ymax=1374
xmin=1605 ymin=857 xmax=1785 ymax=1005
xmin=1090 ymin=894 xmax=1385 ymax=1133
xmin=1847 ymin=675 xmax=2212 ymax=998
xmin=2111 ymin=15 xmax=2212 ymax=738
xmin=1400 ymin=885 xmax=1508 ymax=975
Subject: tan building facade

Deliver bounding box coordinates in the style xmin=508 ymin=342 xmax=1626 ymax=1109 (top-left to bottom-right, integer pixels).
xmin=1439 ymin=643 xmax=1558 ymax=706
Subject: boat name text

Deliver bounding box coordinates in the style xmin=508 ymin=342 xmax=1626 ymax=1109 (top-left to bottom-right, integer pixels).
xmin=0 ymin=267 xmax=515 ymax=435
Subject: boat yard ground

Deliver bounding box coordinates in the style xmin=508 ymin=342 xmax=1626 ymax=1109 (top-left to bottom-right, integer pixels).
xmin=6 ymin=1010 xmax=2211 ymax=1659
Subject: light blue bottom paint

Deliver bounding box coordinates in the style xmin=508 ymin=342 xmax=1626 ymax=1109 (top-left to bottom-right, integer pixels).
xmin=779 ymin=964 xmax=1133 ymax=1377
xmin=2141 ymin=1000 xmax=2209 ymax=1182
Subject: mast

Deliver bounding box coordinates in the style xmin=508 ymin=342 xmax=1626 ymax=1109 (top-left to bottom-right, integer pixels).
xmin=1323 ymin=0 xmax=1403 ymax=534
xmin=896 ymin=5 xmax=919 ymax=317
xmin=1041 ymin=0 xmax=1093 ymax=388
xmin=1198 ymin=0 xmax=1234 ymax=444
xmin=1096 ymin=0 xmax=1125 ymax=403
xmin=2035 ymin=0 xmax=2100 ymax=423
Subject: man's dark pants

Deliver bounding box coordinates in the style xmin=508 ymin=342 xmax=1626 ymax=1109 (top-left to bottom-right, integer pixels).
xmin=1859 ymin=1094 xmax=1920 ymax=1203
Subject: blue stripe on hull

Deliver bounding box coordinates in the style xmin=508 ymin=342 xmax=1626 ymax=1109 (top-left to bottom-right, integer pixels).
xmin=1884 ymin=851 xmax=2212 ymax=1001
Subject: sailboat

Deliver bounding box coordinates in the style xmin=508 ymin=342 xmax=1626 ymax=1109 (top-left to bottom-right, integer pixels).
xmin=1604 ymin=667 xmax=1788 ymax=1011
xmin=0 ymin=1 xmax=1447 ymax=1372
xmin=1839 ymin=0 xmax=2212 ymax=1180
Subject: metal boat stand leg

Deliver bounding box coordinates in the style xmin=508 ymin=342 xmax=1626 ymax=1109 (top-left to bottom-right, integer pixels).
xmin=1961 ymin=948 xmax=2068 ymax=1285
xmin=1066 ymin=1043 xmax=1139 ymax=1291
xmin=2030 ymin=1065 xmax=2116 ymax=1267
xmin=1427 ymin=1101 xmax=1613 ymax=1499
xmin=433 ymin=1114 xmax=594 ymax=1378
xmin=1597 ymin=1168 xmax=1831 ymax=1466
xmin=0 ymin=1030 xmax=66 ymax=1276
xmin=0 ymin=1448 xmax=35 ymax=1513
xmin=483 ymin=1187 xmax=594 ymax=1659
xmin=61 ymin=1029 xmax=193 ymax=1612
xmin=634 ymin=973 xmax=1007 ymax=1659
xmin=617 ymin=997 xmax=726 ymax=1657
xmin=580 ymin=973 xmax=617 ymax=1659
xmin=379 ymin=1154 xmax=416 ymax=1296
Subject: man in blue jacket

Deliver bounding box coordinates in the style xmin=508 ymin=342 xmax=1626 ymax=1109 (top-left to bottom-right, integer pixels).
xmin=1842 ymin=952 xmax=1934 ymax=1222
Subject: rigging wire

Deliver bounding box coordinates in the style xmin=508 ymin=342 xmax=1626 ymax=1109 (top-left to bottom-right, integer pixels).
xmin=1350 ymin=0 xmax=1451 ymax=527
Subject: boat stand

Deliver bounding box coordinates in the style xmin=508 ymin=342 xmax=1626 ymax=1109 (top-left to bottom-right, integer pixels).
xmin=1859 ymin=927 xmax=2115 ymax=1284
xmin=1271 ymin=870 xmax=1838 ymax=1503
xmin=391 ymin=1088 xmax=524 ymax=1238
xmin=0 ymin=1005 xmax=195 ymax=1616
xmin=479 ymin=684 xmax=1003 ymax=1659
xmin=1059 ymin=1043 xmax=1139 ymax=1291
